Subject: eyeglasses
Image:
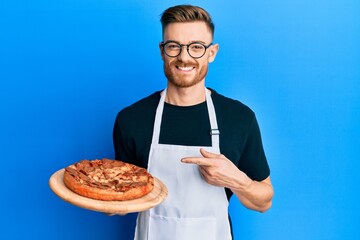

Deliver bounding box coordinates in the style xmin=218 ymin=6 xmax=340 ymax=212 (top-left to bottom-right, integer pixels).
xmin=161 ymin=41 xmax=213 ymax=59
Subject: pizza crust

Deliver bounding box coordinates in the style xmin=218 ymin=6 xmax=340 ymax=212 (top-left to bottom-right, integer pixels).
xmin=63 ymin=159 xmax=154 ymax=201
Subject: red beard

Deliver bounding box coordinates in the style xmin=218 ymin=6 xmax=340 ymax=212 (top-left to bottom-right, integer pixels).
xmin=164 ymin=60 xmax=208 ymax=88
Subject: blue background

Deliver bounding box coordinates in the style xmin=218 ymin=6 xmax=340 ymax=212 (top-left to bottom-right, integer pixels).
xmin=1 ymin=0 xmax=359 ymax=239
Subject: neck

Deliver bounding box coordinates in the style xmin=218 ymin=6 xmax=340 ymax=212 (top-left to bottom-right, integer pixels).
xmin=165 ymin=83 xmax=207 ymax=106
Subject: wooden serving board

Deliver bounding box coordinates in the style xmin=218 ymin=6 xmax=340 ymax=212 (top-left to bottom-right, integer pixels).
xmin=49 ymin=169 xmax=168 ymax=214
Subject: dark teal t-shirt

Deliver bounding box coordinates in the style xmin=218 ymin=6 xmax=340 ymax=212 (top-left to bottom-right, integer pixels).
xmin=113 ymin=88 xmax=270 ymax=200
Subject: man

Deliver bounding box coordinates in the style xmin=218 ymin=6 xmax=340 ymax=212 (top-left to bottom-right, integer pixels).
xmin=113 ymin=4 xmax=273 ymax=240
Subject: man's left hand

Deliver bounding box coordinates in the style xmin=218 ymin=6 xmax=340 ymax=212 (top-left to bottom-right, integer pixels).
xmin=181 ymin=148 xmax=252 ymax=189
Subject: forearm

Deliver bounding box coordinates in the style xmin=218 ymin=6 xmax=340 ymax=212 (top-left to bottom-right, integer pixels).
xmin=230 ymin=176 xmax=273 ymax=213
xmin=181 ymin=149 xmax=274 ymax=212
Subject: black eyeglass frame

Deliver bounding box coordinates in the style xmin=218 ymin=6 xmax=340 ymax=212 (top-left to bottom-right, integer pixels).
xmin=160 ymin=41 xmax=213 ymax=59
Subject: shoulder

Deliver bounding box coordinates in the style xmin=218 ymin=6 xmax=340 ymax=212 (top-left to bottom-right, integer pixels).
xmin=210 ymin=88 xmax=255 ymax=124
xmin=116 ymin=91 xmax=161 ymax=125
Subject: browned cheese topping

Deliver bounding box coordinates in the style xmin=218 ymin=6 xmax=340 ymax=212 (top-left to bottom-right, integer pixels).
xmin=65 ymin=159 xmax=149 ymax=192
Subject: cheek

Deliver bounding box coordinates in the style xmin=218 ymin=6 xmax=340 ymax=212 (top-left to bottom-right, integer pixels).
xmin=198 ymin=59 xmax=209 ymax=69
xmin=163 ymin=57 xmax=175 ymax=66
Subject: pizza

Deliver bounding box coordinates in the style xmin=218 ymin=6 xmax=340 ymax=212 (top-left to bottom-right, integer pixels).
xmin=63 ymin=158 xmax=154 ymax=201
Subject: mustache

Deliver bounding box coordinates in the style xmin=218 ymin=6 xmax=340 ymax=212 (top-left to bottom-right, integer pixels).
xmin=172 ymin=60 xmax=198 ymax=67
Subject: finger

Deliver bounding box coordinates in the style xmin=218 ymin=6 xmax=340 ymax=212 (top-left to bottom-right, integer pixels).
xmin=117 ymin=212 xmax=128 ymax=216
xmin=199 ymin=165 xmax=211 ymax=176
xmin=198 ymin=167 xmax=219 ymax=186
xmin=105 ymin=212 xmax=127 ymax=216
xmin=200 ymin=148 xmax=223 ymax=159
xmin=198 ymin=166 xmax=208 ymax=181
xmin=181 ymin=157 xmax=213 ymax=166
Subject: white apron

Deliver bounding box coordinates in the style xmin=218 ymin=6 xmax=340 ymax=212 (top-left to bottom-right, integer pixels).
xmin=134 ymin=88 xmax=232 ymax=240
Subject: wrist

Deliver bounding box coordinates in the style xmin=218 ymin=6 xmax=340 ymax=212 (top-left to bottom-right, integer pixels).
xmin=231 ymin=173 xmax=253 ymax=192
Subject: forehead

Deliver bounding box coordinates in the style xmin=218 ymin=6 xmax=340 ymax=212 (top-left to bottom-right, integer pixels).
xmin=163 ymin=21 xmax=212 ymax=43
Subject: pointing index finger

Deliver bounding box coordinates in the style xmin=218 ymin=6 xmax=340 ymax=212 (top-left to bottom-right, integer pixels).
xmin=181 ymin=157 xmax=213 ymax=166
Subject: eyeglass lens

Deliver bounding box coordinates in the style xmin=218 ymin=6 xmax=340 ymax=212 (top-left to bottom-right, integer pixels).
xmin=163 ymin=42 xmax=208 ymax=58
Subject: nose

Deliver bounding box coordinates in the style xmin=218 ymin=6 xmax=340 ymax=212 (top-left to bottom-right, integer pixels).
xmin=177 ymin=45 xmax=192 ymax=62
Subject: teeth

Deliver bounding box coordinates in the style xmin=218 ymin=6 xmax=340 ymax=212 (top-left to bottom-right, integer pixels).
xmin=178 ymin=66 xmax=193 ymax=71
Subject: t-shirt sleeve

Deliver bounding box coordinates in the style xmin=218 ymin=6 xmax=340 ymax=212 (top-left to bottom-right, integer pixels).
xmin=238 ymin=116 xmax=270 ymax=181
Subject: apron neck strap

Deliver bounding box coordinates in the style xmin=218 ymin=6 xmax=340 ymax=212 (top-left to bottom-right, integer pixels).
xmin=205 ymin=89 xmax=220 ymax=146
xmin=151 ymin=89 xmax=166 ymax=144
xmin=151 ymin=88 xmax=220 ymax=147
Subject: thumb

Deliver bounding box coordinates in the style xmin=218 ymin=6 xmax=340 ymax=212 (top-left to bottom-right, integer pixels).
xmin=200 ymin=148 xmax=221 ymax=158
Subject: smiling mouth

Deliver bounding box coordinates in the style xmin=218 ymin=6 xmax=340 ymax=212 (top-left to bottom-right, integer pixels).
xmin=176 ymin=66 xmax=195 ymax=71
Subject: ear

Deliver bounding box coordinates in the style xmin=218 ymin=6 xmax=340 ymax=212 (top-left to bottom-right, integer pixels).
xmin=208 ymin=43 xmax=219 ymax=63
xmin=159 ymin=42 xmax=165 ymax=61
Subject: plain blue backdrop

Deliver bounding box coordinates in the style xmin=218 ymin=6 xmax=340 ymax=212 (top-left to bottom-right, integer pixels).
xmin=1 ymin=0 xmax=359 ymax=239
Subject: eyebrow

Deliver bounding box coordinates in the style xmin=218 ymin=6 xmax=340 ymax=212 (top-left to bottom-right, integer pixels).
xmin=165 ymin=40 xmax=208 ymax=44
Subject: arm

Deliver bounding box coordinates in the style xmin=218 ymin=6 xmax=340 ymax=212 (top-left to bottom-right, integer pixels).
xmin=181 ymin=148 xmax=274 ymax=213
xmin=231 ymin=175 xmax=273 ymax=213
